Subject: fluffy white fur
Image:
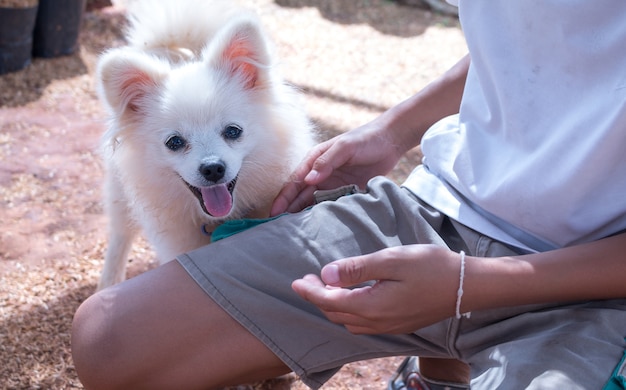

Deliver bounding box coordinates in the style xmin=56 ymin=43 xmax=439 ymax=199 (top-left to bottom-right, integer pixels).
xmin=97 ymin=0 xmax=315 ymax=290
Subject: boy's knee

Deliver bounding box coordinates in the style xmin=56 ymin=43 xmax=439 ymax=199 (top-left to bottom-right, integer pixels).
xmin=71 ymin=291 xmax=129 ymax=390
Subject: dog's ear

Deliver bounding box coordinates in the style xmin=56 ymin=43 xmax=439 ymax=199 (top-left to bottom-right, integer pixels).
xmin=203 ymin=17 xmax=271 ymax=90
xmin=97 ymin=49 xmax=169 ymax=117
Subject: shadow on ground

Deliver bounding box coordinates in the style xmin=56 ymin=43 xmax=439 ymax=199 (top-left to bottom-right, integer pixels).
xmin=274 ymin=0 xmax=458 ymax=37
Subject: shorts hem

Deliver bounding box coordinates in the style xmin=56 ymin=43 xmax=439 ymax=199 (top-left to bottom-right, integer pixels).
xmin=176 ymin=254 xmax=325 ymax=389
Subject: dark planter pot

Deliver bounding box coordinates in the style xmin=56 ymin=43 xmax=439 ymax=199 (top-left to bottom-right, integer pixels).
xmin=0 ymin=6 xmax=38 ymax=75
xmin=32 ymin=0 xmax=86 ymax=58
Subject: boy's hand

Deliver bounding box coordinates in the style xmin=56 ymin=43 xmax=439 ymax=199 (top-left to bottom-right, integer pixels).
xmin=271 ymin=120 xmax=403 ymax=216
xmin=292 ymin=245 xmax=461 ymax=334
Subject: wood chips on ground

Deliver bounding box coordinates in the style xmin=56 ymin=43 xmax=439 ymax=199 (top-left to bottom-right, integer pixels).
xmin=0 ymin=0 xmax=467 ymax=388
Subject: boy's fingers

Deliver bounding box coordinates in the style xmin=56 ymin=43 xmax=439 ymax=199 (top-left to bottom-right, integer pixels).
xmin=321 ymin=254 xmax=398 ymax=287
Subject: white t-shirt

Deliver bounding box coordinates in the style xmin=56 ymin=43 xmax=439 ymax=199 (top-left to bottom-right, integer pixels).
xmin=403 ymin=0 xmax=626 ymax=252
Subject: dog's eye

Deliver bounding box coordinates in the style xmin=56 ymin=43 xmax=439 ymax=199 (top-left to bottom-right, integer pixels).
xmin=222 ymin=124 xmax=242 ymax=140
xmin=165 ymin=135 xmax=187 ymax=151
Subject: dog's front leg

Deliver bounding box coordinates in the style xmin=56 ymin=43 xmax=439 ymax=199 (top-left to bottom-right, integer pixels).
xmin=97 ymin=173 xmax=139 ymax=291
xmin=98 ymin=225 xmax=138 ymax=290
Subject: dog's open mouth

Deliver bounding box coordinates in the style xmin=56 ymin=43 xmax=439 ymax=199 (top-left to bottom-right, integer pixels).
xmin=185 ymin=177 xmax=238 ymax=218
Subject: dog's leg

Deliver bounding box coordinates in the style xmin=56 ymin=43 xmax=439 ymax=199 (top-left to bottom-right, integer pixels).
xmin=98 ymin=223 xmax=137 ymax=290
xmin=98 ymin=173 xmax=139 ymax=290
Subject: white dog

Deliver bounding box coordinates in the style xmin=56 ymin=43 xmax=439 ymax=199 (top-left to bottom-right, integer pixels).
xmin=96 ymin=0 xmax=315 ymax=290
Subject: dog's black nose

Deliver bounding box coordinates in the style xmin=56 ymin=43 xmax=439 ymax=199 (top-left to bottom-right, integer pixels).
xmin=199 ymin=162 xmax=226 ymax=182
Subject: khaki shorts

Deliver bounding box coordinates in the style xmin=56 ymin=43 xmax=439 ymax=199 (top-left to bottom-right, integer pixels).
xmin=177 ymin=176 xmax=626 ymax=389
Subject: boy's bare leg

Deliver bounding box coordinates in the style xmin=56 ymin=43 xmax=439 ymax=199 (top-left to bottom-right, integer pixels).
xmin=71 ymin=261 xmax=290 ymax=390
xmin=419 ymin=357 xmax=470 ymax=384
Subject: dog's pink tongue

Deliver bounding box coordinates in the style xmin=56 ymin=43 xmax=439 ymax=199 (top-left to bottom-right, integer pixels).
xmin=200 ymin=184 xmax=232 ymax=218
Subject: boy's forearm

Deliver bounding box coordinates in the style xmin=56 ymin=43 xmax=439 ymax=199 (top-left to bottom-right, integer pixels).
xmin=463 ymin=232 xmax=626 ymax=313
xmin=384 ymin=54 xmax=470 ymax=154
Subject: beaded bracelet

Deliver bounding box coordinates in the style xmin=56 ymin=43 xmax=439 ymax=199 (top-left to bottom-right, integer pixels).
xmin=455 ymin=251 xmax=471 ymax=319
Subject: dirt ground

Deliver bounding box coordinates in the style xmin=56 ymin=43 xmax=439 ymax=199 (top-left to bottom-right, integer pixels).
xmin=0 ymin=1 xmax=467 ymax=388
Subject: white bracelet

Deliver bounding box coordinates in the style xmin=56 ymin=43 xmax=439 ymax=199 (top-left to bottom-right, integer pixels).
xmin=455 ymin=251 xmax=471 ymax=319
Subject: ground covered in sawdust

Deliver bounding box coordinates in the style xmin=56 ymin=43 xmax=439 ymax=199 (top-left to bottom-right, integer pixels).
xmin=0 ymin=1 xmax=467 ymax=388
